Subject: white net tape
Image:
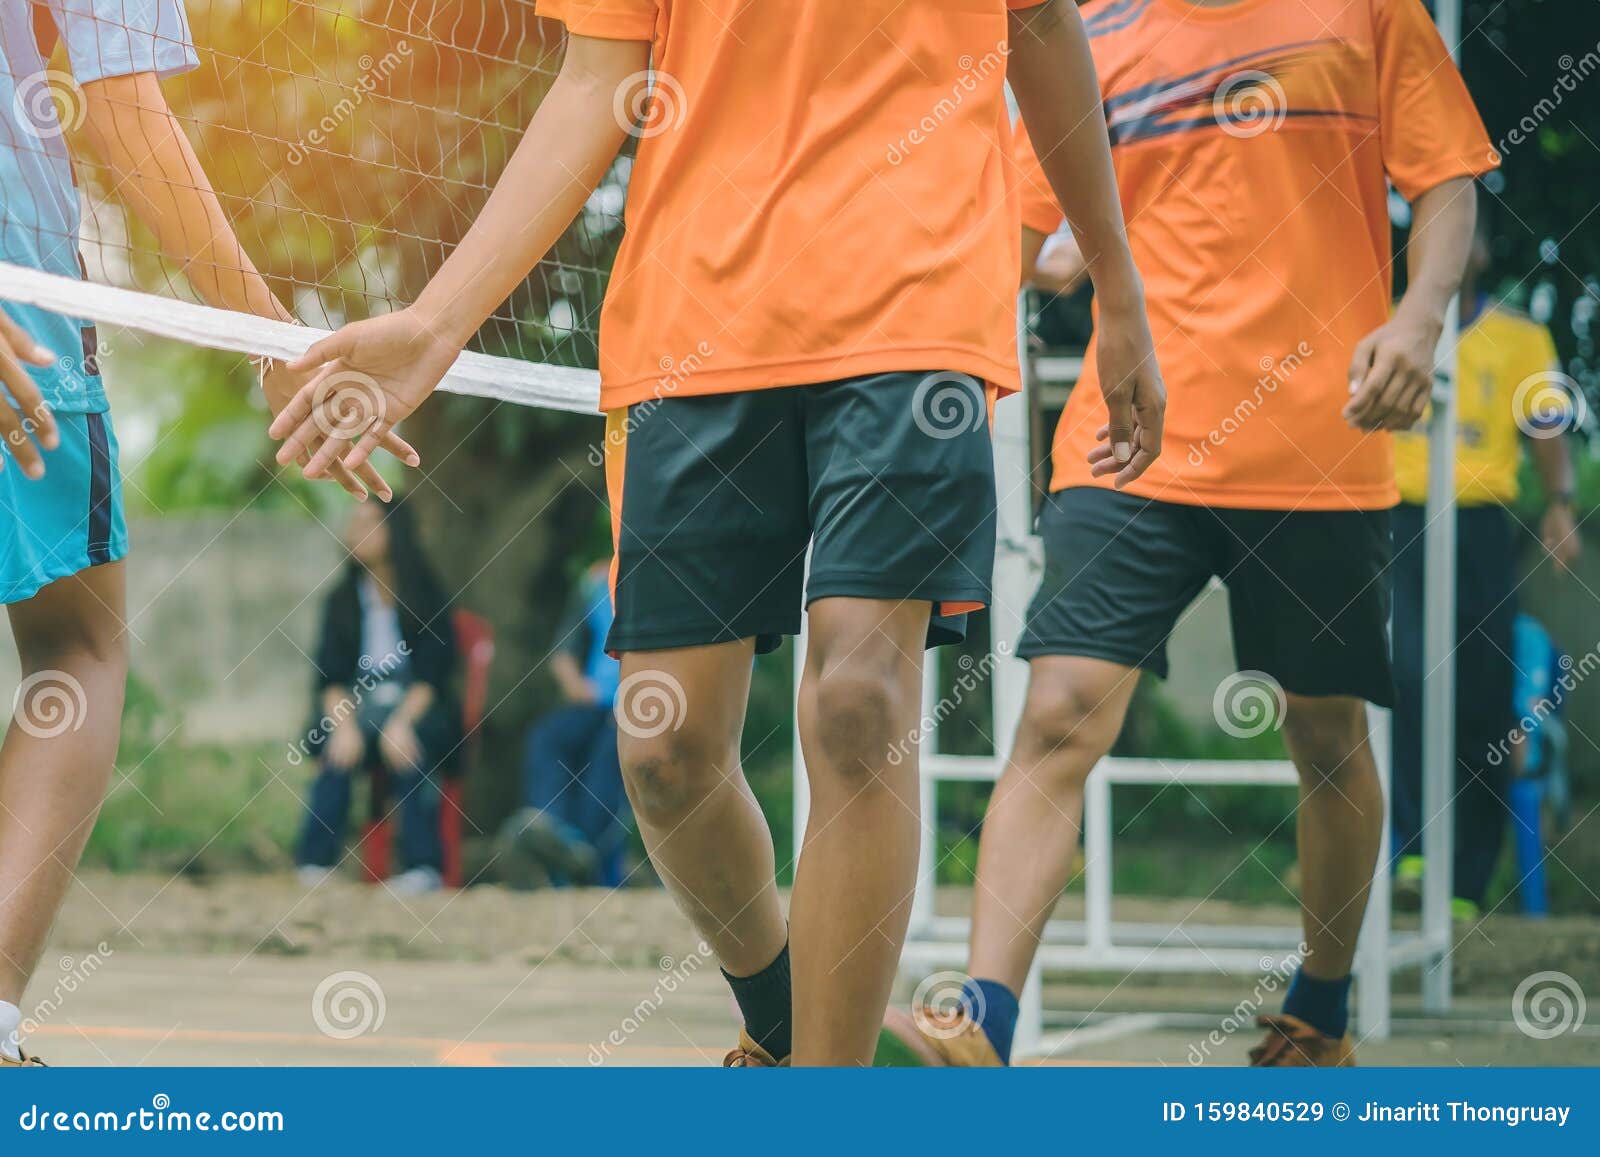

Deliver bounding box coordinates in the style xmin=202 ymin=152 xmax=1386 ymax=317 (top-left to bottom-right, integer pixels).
xmin=1 ymin=1 xmax=612 ymax=414
xmin=0 ymin=259 xmax=600 ymax=414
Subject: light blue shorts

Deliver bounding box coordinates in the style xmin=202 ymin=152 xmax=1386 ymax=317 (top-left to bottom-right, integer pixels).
xmin=0 ymin=410 xmax=128 ymax=604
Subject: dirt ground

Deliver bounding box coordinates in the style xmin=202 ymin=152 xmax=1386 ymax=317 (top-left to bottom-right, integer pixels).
xmin=28 ymin=872 xmax=1600 ymax=1067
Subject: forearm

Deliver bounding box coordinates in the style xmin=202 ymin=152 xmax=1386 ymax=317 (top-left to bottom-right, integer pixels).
xmin=321 ymin=686 xmax=353 ymax=717
xmin=550 ymin=652 xmax=588 ymax=701
xmin=1019 ymin=227 xmax=1047 ymax=290
xmin=395 ymin=683 xmax=436 ymax=725
xmin=81 ymin=74 xmax=291 ymax=322
xmin=1529 ymin=433 xmax=1576 ymax=505
xmin=1033 ymin=229 xmax=1091 ymax=296
xmin=1007 ymin=0 xmax=1140 ymax=305
xmin=1395 ymin=176 xmax=1476 ymax=328
xmin=414 ymin=37 xmax=647 ymax=345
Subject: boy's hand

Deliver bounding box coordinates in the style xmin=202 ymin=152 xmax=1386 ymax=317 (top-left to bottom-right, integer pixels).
xmin=326 ymin=717 xmax=366 ymax=770
xmin=379 ymin=716 xmax=423 ymax=772
xmin=0 ymin=311 xmax=60 ymax=480
xmin=1542 ymin=500 xmax=1581 ymax=574
xmin=260 ymin=360 xmax=397 ymax=502
xmin=1087 ymin=293 xmax=1165 ymax=488
xmin=1344 ymin=312 xmax=1442 ymax=432
xmin=273 ymin=308 xmax=453 ymax=479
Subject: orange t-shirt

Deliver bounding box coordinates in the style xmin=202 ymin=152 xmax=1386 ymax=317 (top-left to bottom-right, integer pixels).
xmin=540 ymin=0 xmax=1037 ymax=411
xmin=1015 ymin=0 xmax=1495 ymax=510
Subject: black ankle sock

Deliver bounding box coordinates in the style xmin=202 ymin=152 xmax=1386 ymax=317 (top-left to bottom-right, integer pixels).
xmin=723 ymin=943 xmax=792 ymax=1060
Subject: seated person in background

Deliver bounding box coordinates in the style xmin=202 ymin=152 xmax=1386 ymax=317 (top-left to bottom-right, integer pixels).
xmin=295 ymin=496 xmax=460 ymax=894
xmin=497 ymin=558 xmax=628 ymax=889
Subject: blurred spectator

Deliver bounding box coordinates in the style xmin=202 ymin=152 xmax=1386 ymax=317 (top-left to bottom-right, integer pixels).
xmin=496 ymin=559 xmax=630 ymax=888
xmin=1505 ymin=612 xmax=1570 ymax=916
xmin=1390 ymin=204 xmax=1582 ymax=920
xmin=295 ymin=497 xmax=461 ymax=894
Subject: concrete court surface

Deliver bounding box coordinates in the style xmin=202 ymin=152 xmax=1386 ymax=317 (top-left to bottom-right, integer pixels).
xmin=22 ymin=954 xmax=1599 ymax=1068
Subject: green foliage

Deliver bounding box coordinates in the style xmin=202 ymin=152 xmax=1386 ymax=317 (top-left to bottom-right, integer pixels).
xmin=83 ymin=673 xmax=299 ymax=873
xmin=116 ymin=338 xmax=352 ymax=516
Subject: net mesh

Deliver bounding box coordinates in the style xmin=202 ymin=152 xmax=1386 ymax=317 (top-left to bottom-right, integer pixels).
xmin=0 ymin=0 xmax=611 ymax=406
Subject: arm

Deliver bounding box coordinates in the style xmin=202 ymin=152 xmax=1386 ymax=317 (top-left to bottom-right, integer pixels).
xmin=1344 ymin=176 xmax=1477 ymax=431
xmin=1528 ymin=433 xmax=1581 ymax=573
xmin=551 ymin=652 xmax=599 ymax=705
xmin=0 ymin=311 xmax=60 ymax=479
xmin=1024 ymin=226 xmax=1092 ymax=297
xmin=276 ymin=34 xmax=652 ymax=476
xmin=78 ymin=74 xmax=412 ymax=498
xmin=80 ymin=74 xmax=289 ymax=322
xmin=1019 ymin=226 xmax=1047 ymax=291
xmin=1008 ymin=0 xmax=1163 ymax=485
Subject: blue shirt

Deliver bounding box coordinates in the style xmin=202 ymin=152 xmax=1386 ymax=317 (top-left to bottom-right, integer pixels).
xmin=580 ymin=572 xmax=620 ymax=709
xmin=1513 ymin=614 xmax=1564 ymax=776
xmin=1 ymin=1 xmax=197 ymax=413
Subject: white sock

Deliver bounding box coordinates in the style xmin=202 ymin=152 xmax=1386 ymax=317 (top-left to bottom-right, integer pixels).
xmin=0 ymin=1001 xmax=22 ymax=1060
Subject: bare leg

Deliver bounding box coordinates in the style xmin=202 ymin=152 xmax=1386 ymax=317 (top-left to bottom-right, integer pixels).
xmin=1282 ymin=694 xmax=1384 ymax=980
xmin=788 ymin=597 xmax=930 ymax=1066
xmin=967 ymin=656 xmax=1138 ymax=993
xmin=0 ymin=562 xmax=129 ymax=1005
xmin=615 ymin=641 xmax=787 ymax=977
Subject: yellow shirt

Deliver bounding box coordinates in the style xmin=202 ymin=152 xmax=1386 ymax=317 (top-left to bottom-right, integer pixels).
xmin=1394 ymin=304 xmax=1563 ymax=507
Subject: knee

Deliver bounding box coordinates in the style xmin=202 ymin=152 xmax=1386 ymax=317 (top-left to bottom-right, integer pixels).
xmin=807 ymin=654 xmax=913 ymax=785
xmin=618 ymin=726 xmax=734 ymax=826
xmin=1282 ymin=699 xmax=1368 ymax=782
xmin=1011 ymin=679 xmax=1121 ymax=791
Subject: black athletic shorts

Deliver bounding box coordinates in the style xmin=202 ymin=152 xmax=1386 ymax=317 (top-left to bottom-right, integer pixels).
xmin=604 ymin=370 xmax=997 ymax=655
xmin=1018 ymin=486 xmax=1395 ymax=706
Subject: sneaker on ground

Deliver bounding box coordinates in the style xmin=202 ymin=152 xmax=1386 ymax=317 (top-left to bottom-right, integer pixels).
xmin=389 ymin=866 xmax=443 ymax=895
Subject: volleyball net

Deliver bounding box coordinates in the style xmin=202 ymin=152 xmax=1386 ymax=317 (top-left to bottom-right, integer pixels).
xmin=0 ymin=0 xmax=608 ymax=413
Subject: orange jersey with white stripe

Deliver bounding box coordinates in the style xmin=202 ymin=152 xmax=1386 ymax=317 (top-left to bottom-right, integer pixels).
xmin=1016 ymin=0 xmax=1495 ymax=509
xmin=541 ymin=0 xmax=1039 ymax=411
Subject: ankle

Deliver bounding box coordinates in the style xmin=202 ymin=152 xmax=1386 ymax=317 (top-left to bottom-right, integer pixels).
xmin=962 ymin=976 xmax=1020 ymax=1065
xmin=1281 ymin=967 xmax=1352 ymax=1039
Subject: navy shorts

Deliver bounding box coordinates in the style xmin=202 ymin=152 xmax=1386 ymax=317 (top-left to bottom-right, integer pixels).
xmin=1019 ymin=486 xmax=1395 ymax=706
xmin=604 ymin=371 xmax=997 ymax=654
